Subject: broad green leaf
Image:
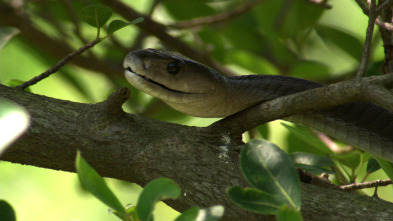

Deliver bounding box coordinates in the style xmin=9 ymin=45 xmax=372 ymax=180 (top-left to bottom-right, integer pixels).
xmin=107 ymin=18 xmax=144 ymax=35
xmin=375 ymin=157 xmax=393 ymax=181
xmin=294 ymin=164 xmax=334 ymax=174
xmin=0 ymin=27 xmax=20 ymax=51
xmin=289 ymin=60 xmax=330 ymax=81
xmin=0 ymin=100 xmax=30 ymax=155
xmin=137 ymin=178 xmax=181 ymax=221
xmin=290 ymin=152 xmax=334 ymax=168
xmin=281 ymin=123 xmax=333 ymax=154
xmin=175 ymin=207 xmax=199 ymax=221
xmin=278 ymin=0 xmax=323 ymax=38
xmin=330 ymin=151 xmax=362 ymax=169
xmin=224 ymin=49 xmax=279 ymax=75
xmin=367 ymin=158 xmax=381 ymax=174
xmin=240 ymin=140 xmax=301 ymax=210
xmin=276 ymin=205 xmax=304 ymax=221
xmin=162 ymin=0 xmax=215 ymax=20
xmin=79 ymin=4 xmax=112 ymax=28
xmin=315 ymin=24 xmax=363 ymax=61
xmin=75 ymin=151 xmax=129 ymax=220
xmin=195 ymin=205 xmax=224 ymax=221
xmin=0 ymin=200 xmax=16 ymax=221
xmin=256 ymin=123 xmax=270 ymax=140
xmin=227 ymin=186 xmax=282 ymax=214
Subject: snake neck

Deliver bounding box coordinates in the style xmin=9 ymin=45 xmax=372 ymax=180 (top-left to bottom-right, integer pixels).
xmin=220 ymin=75 xmax=323 ymax=116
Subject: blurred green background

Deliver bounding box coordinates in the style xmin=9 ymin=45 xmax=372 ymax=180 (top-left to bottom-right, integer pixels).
xmin=0 ymin=0 xmax=392 ymax=220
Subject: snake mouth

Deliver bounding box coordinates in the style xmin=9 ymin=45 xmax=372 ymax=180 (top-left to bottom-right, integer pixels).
xmin=125 ymin=67 xmax=186 ymax=94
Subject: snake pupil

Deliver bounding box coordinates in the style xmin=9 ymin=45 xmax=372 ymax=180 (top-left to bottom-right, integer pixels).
xmin=167 ymin=61 xmax=181 ymax=75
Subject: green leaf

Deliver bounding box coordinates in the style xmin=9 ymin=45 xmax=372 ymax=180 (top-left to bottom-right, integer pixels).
xmin=315 ymin=24 xmax=363 ymax=61
xmin=175 ymin=207 xmax=199 ymax=221
xmin=137 ymin=178 xmax=181 ymax=221
xmin=330 ymin=151 xmax=362 ymax=169
xmin=224 ymin=49 xmax=279 ymax=75
xmin=0 ymin=100 xmax=30 ymax=155
xmin=367 ymin=158 xmax=381 ymax=174
xmin=227 ymin=186 xmax=282 ymax=214
xmin=107 ymin=18 xmax=144 ymax=35
xmin=276 ymin=205 xmax=304 ymax=221
xmin=79 ymin=4 xmax=112 ymax=28
xmin=375 ymin=157 xmax=393 ymax=181
xmin=281 ymin=123 xmax=333 ymax=154
xmin=290 ymin=152 xmax=334 ymax=168
xmin=294 ymin=164 xmax=334 ymax=174
xmin=289 ymin=60 xmax=330 ymax=81
xmin=0 ymin=200 xmax=16 ymax=221
xmin=75 ymin=151 xmax=129 ymax=220
xmin=240 ymin=140 xmax=301 ymax=210
xmin=0 ymin=27 xmax=20 ymax=51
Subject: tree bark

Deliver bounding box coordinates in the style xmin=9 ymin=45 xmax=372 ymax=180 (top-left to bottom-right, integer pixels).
xmin=1 ymin=85 xmax=393 ymax=220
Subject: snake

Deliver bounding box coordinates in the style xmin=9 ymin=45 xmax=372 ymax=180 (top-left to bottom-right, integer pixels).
xmin=123 ymin=48 xmax=393 ymax=162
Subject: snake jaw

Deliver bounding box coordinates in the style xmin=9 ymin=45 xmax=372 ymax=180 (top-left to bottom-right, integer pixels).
xmin=124 ymin=55 xmax=190 ymax=96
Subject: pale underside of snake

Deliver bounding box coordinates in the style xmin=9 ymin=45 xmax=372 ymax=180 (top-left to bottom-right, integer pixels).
xmin=123 ymin=48 xmax=393 ymax=162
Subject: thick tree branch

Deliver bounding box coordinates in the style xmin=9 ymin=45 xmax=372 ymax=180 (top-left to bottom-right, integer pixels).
xmin=1 ymin=84 xmax=393 ymax=220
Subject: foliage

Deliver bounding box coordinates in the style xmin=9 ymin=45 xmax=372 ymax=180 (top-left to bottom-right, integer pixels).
xmin=78 ymin=4 xmax=143 ymax=39
xmin=76 ymin=151 xmax=224 ymax=221
xmin=1 ymin=0 xmax=393 ymax=220
xmin=0 ymin=200 xmax=16 ymax=221
xmin=227 ymin=140 xmax=303 ymax=220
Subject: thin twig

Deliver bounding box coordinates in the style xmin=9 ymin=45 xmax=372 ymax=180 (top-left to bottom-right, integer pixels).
xmin=357 ymin=0 xmax=377 ymax=78
xmin=354 ymin=0 xmax=370 ymax=15
xmin=376 ymin=0 xmax=393 ymax=14
xmin=16 ymin=39 xmax=100 ymax=90
xmin=168 ymin=0 xmax=264 ymax=29
xmin=340 ymin=179 xmax=393 ymax=191
xmin=376 ymin=18 xmax=393 ymax=31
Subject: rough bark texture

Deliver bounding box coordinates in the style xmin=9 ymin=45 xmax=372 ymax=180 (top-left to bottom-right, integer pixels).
xmin=1 ymin=84 xmax=393 ymax=220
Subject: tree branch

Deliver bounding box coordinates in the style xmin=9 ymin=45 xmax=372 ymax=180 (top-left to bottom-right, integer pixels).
xmin=357 ymin=0 xmax=377 ymax=77
xmin=2 ymin=85 xmax=393 ymax=220
xmin=340 ymin=179 xmax=393 ymax=191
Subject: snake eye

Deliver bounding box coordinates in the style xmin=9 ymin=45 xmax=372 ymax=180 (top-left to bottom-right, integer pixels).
xmin=167 ymin=61 xmax=182 ymax=75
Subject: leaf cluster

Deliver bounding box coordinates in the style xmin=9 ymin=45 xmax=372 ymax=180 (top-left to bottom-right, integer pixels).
xmin=75 ymin=151 xmax=224 ymax=221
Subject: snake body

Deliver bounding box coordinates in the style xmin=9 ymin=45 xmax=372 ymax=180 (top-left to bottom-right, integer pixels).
xmin=124 ymin=49 xmax=393 ymax=162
